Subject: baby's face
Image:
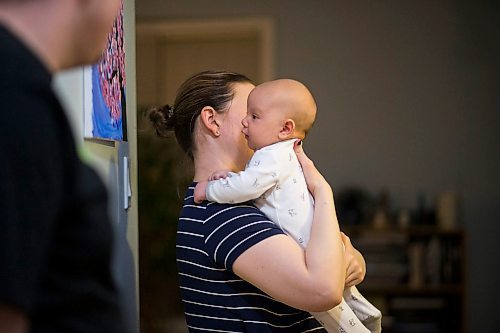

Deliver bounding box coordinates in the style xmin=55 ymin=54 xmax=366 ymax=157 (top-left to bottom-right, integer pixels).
xmin=241 ymin=91 xmax=288 ymax=151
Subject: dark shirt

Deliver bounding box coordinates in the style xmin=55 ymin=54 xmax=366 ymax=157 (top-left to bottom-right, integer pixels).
xmin=177 ymin=183 xmax=327 ymax=332
xmin=0 ymin=25 xmax=126 ymax=333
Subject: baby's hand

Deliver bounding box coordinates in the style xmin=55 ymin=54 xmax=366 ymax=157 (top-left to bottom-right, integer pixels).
xmin=194 ymin=181 xmax=208 ymax=203
xmin=209 ymin=170 xmax=230 ymax=181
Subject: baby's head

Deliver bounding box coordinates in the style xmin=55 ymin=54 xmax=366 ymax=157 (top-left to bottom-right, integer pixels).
xmin=242 ymin=79 xmax=317 ymax=151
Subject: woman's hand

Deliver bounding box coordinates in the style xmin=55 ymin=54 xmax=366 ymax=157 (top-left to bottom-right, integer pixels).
xmin=293 ymin=140 xmax=329 ymax=197
xmin=341 ymin=232 xmax=366 ymax=287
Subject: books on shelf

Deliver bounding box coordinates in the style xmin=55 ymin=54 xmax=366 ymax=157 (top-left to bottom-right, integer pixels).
xmin=350 ymin=228 xmax=463 ymax=288
xmin=344 ymin=225 xmax=465 ymax=333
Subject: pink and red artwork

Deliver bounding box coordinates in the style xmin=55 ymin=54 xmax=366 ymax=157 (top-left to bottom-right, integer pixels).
xmin=84 ymin=0 xmax=127 ymax=141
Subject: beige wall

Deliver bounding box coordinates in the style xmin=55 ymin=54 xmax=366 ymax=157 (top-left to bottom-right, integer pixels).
xmin=136 ymin=1 xmax=500 ymax=331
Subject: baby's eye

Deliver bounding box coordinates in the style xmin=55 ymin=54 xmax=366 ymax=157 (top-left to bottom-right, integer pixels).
xmin=252 ymin=114 xmax=257 ymax=119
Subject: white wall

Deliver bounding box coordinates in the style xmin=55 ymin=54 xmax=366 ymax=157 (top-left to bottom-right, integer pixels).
xmin=137 ymin=1 xmax=500 ymax=331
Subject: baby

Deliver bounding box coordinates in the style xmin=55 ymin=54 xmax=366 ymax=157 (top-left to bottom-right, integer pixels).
xmin=194 ymin=79 xmax=382 ymax=333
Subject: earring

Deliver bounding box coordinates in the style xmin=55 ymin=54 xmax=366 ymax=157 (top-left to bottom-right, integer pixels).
xmin=215 ymin=130 xmax=220 ymax=136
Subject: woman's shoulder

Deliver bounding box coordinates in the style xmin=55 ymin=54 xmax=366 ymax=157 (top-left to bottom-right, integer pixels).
xmin=204 ymin=201 xmax=265 ymax=221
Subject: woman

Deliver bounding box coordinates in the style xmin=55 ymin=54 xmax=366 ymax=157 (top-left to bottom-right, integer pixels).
xmin=149 ymin=70 xmax=366 ymax=332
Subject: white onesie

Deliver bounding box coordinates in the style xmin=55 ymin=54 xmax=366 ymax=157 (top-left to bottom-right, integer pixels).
xmin=207 ymin=139 xmax=313 ymax=246
xmin=206 ymin=139 xmax=382 ymax=333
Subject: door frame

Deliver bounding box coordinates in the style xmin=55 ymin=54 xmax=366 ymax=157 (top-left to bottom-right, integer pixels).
xmin=136 ymin=17 xmax=275 ymax=83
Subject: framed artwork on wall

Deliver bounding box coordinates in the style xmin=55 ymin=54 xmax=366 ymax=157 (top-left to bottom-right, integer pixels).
xmin=84 ymin=0 xmax=127 ymax=142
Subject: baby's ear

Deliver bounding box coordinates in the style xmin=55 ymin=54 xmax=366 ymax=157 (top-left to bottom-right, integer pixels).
xmin=279 ymin=119 xmax=296 ymax=139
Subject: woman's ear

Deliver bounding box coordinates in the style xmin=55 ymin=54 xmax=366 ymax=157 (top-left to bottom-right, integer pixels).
xmin=199 ymin=106 xmax=221 ymax=137
xmin=278 ymin=119 xmax=296 ymax=139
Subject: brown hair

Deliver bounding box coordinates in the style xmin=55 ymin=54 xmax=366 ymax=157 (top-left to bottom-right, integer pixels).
xmin=149 ymin=70 xmax=253 ymax=159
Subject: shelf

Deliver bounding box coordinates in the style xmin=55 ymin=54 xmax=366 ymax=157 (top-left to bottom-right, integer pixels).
xmin=343 ymin=224 xmax=465 ymax=236
xmin=344 ymin=225 xmax=466 ymax=333
xmin=358 ymin=284 xmax=464 ymax=295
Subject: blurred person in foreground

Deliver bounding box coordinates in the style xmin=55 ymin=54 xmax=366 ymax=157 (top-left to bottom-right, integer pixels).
xmin=0 ymin=0 xmax=128 ymax=332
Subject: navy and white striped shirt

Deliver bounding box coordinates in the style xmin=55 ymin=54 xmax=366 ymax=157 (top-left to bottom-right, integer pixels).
xmin=176 ymin=184 xmax=326 ymax=332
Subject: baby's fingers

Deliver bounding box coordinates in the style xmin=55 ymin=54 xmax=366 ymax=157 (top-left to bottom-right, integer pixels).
xmin=209 ymin=170 xmax=230 ymax=181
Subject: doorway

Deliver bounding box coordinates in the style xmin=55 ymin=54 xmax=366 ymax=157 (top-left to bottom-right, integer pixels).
xmin=135 ymin=17 xmax=274 ymax=333
xmin=136 ymin=18 xmax=274 ymax=107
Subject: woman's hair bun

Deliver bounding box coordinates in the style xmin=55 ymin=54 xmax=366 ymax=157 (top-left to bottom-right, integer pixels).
xmin=148 ymin=104 xmax=175 ymax=137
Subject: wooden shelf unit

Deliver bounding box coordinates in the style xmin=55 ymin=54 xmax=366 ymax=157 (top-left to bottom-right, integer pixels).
xmin=344 ymin=225 xmax=466 ymax=333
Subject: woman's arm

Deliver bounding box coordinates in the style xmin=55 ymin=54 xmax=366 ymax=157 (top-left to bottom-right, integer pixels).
xmin=233 ymin=142 xmax=345 ymax=312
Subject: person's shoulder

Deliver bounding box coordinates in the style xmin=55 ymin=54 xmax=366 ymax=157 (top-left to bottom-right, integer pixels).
xmin=192 ymin=202 xmax=268 ymax=233
xmin=0 ymin=26 xmax=52 ymax=89
xmin=0 ymin=84 xmax=63 ymax=146
xmin=206 ymin=201 xmax=264 ymax=219
xmin=0 ymin=40 xmax=55 ymax=125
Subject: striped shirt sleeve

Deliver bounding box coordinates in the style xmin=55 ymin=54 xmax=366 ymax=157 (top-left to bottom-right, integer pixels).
xmin=203 ymin=204 xmax=284 ymax=271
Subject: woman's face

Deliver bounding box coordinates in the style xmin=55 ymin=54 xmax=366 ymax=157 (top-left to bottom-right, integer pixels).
xmin=219 ymin=82 xmax=255 ymax=170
